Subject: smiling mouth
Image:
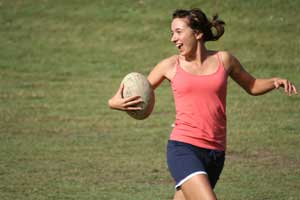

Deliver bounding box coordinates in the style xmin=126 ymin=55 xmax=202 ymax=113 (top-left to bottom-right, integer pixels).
xmin=176 ymin=44 xmax=183 ymax=50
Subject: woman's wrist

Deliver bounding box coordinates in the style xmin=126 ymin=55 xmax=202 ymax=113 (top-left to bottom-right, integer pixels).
xmin=108 ymin=98 xmax=114 ymax=109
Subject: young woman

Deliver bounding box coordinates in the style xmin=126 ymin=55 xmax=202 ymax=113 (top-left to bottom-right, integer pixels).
xmin=108 ymin=8 xmax=298 ymax=200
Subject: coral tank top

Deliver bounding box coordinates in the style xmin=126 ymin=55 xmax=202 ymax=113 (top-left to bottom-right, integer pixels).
xmin=170 ymin=52 xmax=228 ymax=151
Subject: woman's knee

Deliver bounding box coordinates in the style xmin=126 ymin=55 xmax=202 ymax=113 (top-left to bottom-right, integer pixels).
xmin=181 ymin=174 xmax=217 ymax=200
xmin=173 ymin=190 xmax=185 ymax=200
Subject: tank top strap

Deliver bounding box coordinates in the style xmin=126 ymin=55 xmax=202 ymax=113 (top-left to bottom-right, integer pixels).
xmin=174 ymin=55 xmax=181 ymax=74
xmin=216 ymin=52 xmax=225 ymax=69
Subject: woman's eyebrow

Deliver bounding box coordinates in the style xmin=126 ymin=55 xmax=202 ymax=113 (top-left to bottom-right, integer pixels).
xmin=171 ymin=27 xmax=184 ymax=32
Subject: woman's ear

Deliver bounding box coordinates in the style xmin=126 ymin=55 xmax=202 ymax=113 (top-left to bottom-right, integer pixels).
xmin=194 ymin=31 xmax=203 ymax=40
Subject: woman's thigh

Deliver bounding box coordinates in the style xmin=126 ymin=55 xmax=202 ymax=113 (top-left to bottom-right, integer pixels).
xmin=181 ymin=174 xmax=216 ymax=200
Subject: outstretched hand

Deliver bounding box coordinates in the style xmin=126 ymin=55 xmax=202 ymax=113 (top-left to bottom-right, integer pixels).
xmin=108 ymin=83 xmax=143 ymax=111
xmin=273 ymin=78 xmax=298 ymax=96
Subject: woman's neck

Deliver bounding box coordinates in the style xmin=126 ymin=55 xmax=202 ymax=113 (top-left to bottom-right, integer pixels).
xmin=184 ymin=42 xmax=209 ymax=65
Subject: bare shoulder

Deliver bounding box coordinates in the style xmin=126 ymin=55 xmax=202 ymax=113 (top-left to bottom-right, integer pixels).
xmin=155 ymin=55 xmax=177 ymax=69
xmin=147 ymin=55 xmax=177 ymax=89
xmin=218 ymin=51 xmax=240 ymax=73
xmin=218 ymin=51 xmax=232 ymax=67
xmin=153 ymin=55 xmax=177 ymax=80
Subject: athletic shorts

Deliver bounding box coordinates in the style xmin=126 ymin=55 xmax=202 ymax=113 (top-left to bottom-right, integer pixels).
xmin=167 ymin=140 xmax=225 ymax=189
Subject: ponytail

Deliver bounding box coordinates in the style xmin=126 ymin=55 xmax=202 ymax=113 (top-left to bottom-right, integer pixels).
xmin=206 ymin=14 xmax=225 ymax=41
xmin=172 ymin=8 xmax=225 ymax=42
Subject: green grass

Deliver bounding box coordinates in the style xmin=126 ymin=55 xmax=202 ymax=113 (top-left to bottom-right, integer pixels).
xmin=1 ymin=0 xmax=300 ymax=199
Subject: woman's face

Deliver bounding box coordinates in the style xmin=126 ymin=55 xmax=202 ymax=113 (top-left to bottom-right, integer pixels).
xmin=171 ymin=18 xmax=201 ymax=56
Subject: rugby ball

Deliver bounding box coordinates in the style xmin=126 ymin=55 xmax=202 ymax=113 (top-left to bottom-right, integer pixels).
xmin=122 ymin=72 xmax=155 ymax=120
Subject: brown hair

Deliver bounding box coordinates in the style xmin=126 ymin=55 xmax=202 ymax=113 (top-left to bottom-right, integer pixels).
xmin=172 ymin=8 xmax=225 ymax=42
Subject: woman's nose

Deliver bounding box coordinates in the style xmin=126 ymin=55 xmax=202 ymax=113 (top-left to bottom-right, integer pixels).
xmin=171 ymin=34 xmax=177 ymax=43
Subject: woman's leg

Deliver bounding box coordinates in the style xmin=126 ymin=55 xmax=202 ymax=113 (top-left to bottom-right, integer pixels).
xmin=173 ymin=190 xmax=185 ymax=200
xmin=167 ymin=141 xmax=224 ymax=200
xmin=180 ymin=174 xmax=216 ymax=200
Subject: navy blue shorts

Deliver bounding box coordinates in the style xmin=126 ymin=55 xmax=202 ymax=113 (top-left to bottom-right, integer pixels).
xmin=167 ymin=140 xmax=225 ymax=189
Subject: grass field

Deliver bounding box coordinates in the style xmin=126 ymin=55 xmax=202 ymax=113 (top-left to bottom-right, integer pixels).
xmin=0 ymin=0 xmax=300 ymax=199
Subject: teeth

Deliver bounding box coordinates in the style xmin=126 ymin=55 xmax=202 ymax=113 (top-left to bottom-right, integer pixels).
xmin=176 ymin=44 xmax=183 ymax=48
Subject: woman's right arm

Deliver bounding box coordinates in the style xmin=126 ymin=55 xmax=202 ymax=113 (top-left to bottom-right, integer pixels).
xmin=108 ymin=56 xmax=176 ymax=110
xmin=107 ymin=83 xmax=143 ymax=111
xmin=147 ymin=56 xmax=176 ymax=89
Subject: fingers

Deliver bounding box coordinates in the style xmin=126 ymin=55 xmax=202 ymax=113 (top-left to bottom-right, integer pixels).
xmin=123 ymin=96 xmax=143 ymax=111
xmin=125 ymin=98 xmax=143 ymax=107
xmin=126 ymin=106 xmax=143 ymax=111
xmin=285 ymin=80 xmax=291 ymax=95
xmin=285 ymin=80 xmax=297 ymax=96
xmin=292 ymin=84 xmax=298 ymax=95
xmin=124 ymin=95 xmax=141 ymax=103
xmin=275 ymin=78 xmax=298 ymax=96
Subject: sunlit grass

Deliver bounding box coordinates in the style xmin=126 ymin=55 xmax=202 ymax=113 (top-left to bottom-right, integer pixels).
xmin=0 ymin=0 xmax=299 ymax=199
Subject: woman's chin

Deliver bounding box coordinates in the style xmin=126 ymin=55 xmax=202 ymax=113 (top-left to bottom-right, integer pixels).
xmin=179 ymin=51 xmax=192 ymax=57
xmin=179 ymin=51 xmax=187 ymax=56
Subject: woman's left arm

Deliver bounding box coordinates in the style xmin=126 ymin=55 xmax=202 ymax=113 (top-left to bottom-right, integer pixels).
xmin=222 ymin=52 xmax=298 ymax=96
